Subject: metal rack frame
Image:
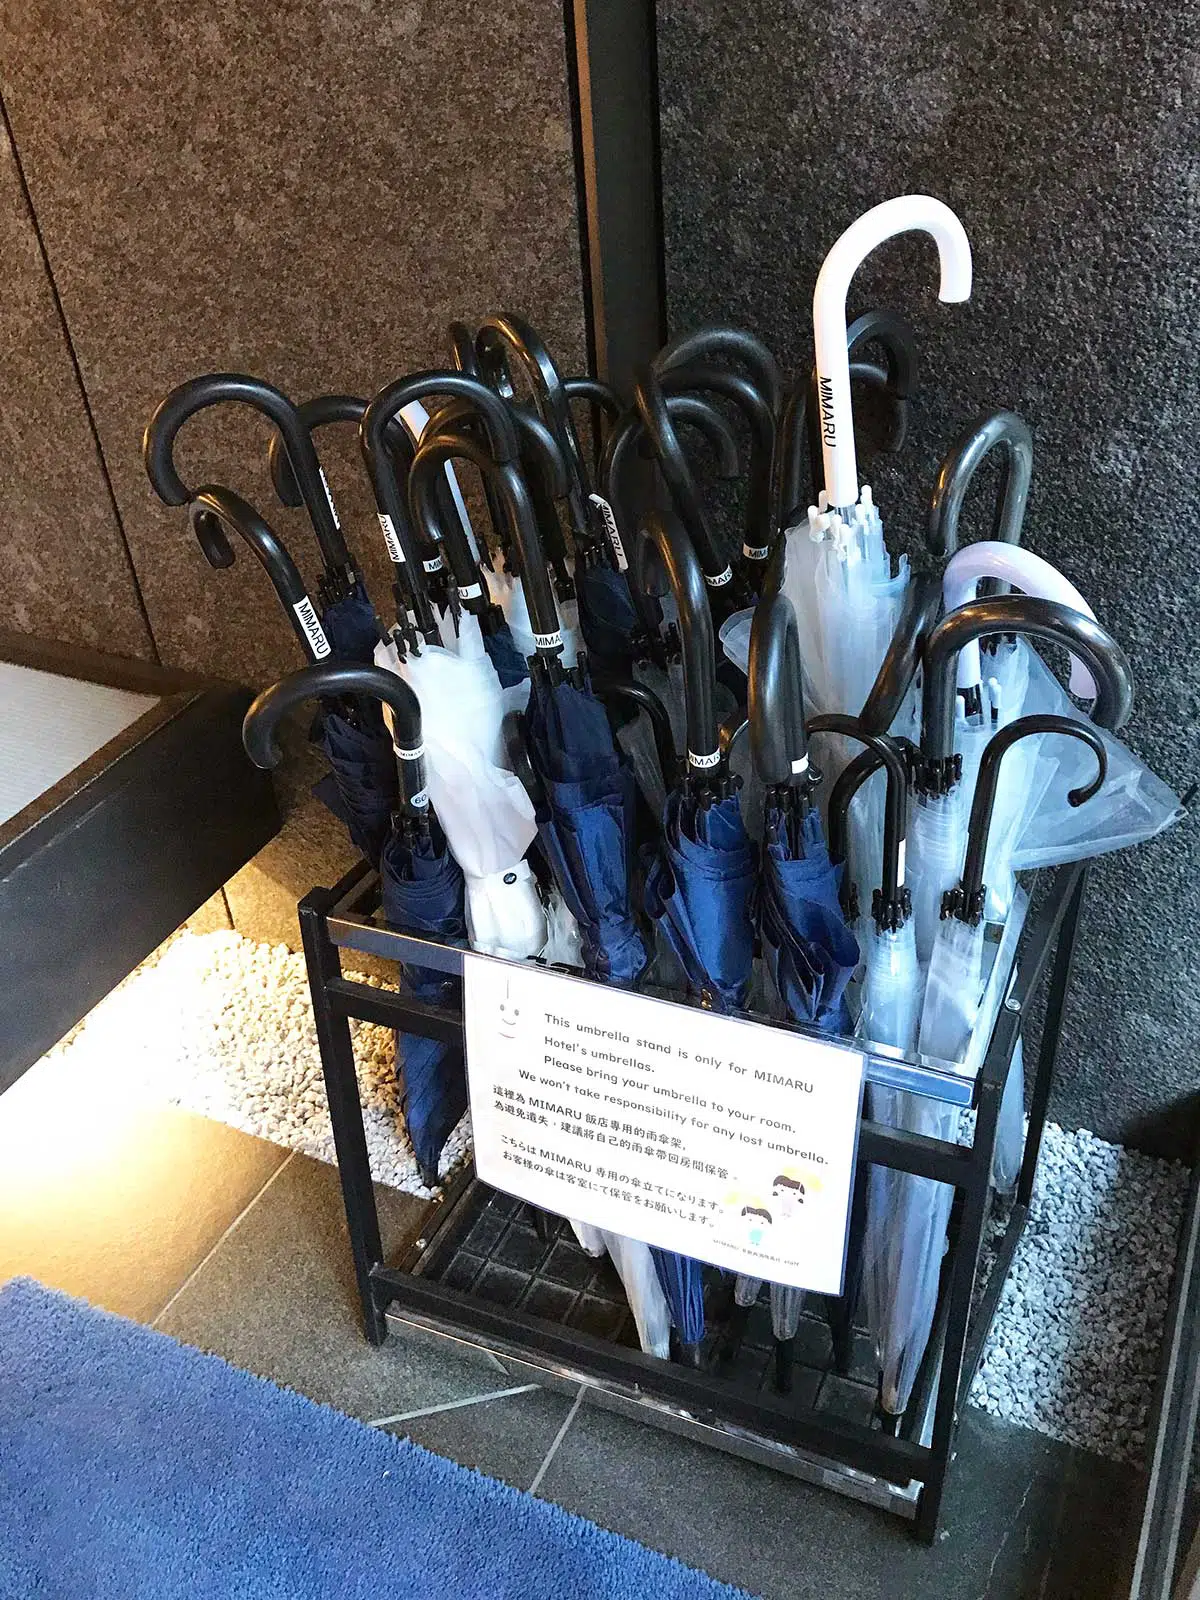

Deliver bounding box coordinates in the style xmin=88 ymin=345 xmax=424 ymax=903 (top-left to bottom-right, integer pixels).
xmin=298 ymin=858 xmax=1087 ymax=1543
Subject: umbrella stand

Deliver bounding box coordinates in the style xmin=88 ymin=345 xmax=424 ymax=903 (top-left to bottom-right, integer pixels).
xmin=293 ymin=844 xmax=1094 ymax=1542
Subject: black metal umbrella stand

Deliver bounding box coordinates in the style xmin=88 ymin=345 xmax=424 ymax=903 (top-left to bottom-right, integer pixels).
xmin=296 ymin=855 xmax=1094 ymax=1543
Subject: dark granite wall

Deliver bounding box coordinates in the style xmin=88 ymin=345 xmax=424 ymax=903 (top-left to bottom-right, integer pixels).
xmin=657 ymin=0 xmax=1199 ymax=1153
xmin=0 ymin=129 xmax=152 ymax=660
xmin=0 ymin=0 xmax=586 ymax=943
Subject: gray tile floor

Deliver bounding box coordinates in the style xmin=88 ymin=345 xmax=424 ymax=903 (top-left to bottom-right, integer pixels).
xmin=0 ymin=1094 xmax=1140 ymax=1600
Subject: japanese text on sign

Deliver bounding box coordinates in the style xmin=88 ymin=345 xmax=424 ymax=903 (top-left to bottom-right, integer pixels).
xmin=463 ymin=955 xmax=865 ymax=1294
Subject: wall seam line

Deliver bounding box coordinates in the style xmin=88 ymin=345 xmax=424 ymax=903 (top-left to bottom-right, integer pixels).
xmin=0 ymin=89 xmax=162 ymax=665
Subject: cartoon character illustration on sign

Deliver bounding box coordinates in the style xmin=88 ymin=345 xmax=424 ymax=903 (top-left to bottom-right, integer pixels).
xmin=740 ymin=1205 xmax=773 ymax=1248
xmin=497 ymin=983 xmax=520 ymax=1040
xmin=770 ymin=1173 xmax=806 ymax=1222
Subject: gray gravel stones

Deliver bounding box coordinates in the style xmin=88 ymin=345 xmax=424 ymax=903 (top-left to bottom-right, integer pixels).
xmin=970 ymin=1122 xmax=1188 ymax=1462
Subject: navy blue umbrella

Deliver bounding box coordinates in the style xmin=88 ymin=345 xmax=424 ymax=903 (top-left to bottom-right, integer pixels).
xmin=524 ymin=674 xmax=648 ymax=987
xmin=483 ymin=623 xmax=530 ymax=689
xmin=747 ymin=593 xmax=859 ymax=1036
xmin=635 ymin=510 xmax=757 ymax=1364
xmin=244 ymin=660 xmax=469 ymax=1191
xmin=379 ymin=819 xmax=468 ymax=1187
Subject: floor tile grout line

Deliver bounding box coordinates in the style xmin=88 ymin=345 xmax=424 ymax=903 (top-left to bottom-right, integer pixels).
xmin=367 ymin=1384 xmax=542 ymax=1429
xmin=151 ymin=1151 xmax=295 ymax=1330
xmin=527 ymin=1383 xmax=586 ymax=1496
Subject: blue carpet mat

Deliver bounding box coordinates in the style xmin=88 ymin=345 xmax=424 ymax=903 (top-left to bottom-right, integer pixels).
xmin=0 ymin=1278 xmax=750 ymax=1599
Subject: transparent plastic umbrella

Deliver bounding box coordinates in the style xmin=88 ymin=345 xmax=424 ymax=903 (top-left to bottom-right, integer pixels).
xmin=936 ymin=715 xmax=1108 ymax=1196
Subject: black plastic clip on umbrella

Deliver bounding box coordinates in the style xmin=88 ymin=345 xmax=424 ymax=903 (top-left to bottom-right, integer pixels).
xmin=143 ymin=373 xmax=355 ymax=605
xmin=244 ymin=660 xmax=467 ymax=1190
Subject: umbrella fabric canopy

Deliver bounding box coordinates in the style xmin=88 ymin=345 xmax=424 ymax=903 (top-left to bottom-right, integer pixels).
xmin=576 ymin=559 xmax=641 ymax=668
xmin=379 ymin=821 xmax=469 ymax=1189
xmin=643 ymin=790 xmax=756 ymax=1012
xmin=524 ymin=675 xmax=648 ymax=987
xmin=312 ymin=709 xmax=399 ymax=867
xmin=569 ymin=1223 xmax=672 ymax=1358
xmin=760 ymin=802 xmax=859 ymax=1035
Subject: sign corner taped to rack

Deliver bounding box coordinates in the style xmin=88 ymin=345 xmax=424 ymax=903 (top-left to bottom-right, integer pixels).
xmin=462 ymin=953 xmax=865 ymax=1296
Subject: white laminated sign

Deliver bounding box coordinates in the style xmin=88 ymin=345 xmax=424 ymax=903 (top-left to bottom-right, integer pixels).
xmin=463 ymin=955 xmax=865 ymax=1295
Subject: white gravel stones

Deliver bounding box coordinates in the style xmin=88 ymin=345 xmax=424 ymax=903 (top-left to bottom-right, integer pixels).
xmin=31 ymin=929 xmax=467 ymax=1198
xmin=28 ymin=930 xmax=1188 ymax=1462
xmin=970 ymin=1121 xmax=1187 ymax=1462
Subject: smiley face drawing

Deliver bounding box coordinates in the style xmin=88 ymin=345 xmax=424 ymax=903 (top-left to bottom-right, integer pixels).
xmin=497 ymin=984 xmax=520 ymax=1040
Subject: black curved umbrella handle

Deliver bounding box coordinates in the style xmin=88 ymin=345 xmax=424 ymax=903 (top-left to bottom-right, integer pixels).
xmin=826 ymin=747 xmax=884 ymax=869
xmin=592 ymin=674 xmax=679 ymax=793
xmin=954 ymin=714 xmax=1107 ymax=924
xmin=243 ymin=661 xmax=428 ymax=816
xmin=658 ymin=363 xmax=778 ymax=567
xmin=188 ymin=486 xmax=331 ymax=664
xmin=447 ymin=321 xmax=481 ymax=378
xmin=475 ymin=314 xmax=593 ymax=548
xmin=634 ymin=511 xmax=719 ymax=782
xmin=599 ymin=394 xmax=740 ymax=589
xmin=564 ymin=376 xmax=622 ymax=419
xmin=143 ymin=373 xmax=352 ymax=582
xmin=411 ymin=432 xmax=563 ymax=666
xmin=747 ymin=591 xmax=810 ymax=787
xmin=360 ymin=373 xmax=519 ymax=642
xmin=926 ymin=410 xmax=1033 ymax=561
xmin=808 ymin=714 xmax=910 ymax=931
xmin=859 ymin=571 xmax=944 ymax=734
xmin=652 ymin=324 xmax=784 ymax=420
xmin=268 ymin=394 xmax=368 ymax=508
xmin=426 ymin=397 xmax=570 ymax=526
xmin=921 ymin=596 xmax=1134 ymax=778
xmin=407 ymin=430 xmax=502 ymax=623
xmin=633 ymin=366 xmax=730 ymax=591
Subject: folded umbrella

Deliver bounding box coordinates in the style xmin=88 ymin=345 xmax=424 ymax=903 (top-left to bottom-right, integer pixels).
xmin=243 ymin=661 xmax=468 ymax=1191
xmin=637 ymin=510 xmax=757 ymax=1363
xmin=719 ymin=591 xmax=861 ymax=1391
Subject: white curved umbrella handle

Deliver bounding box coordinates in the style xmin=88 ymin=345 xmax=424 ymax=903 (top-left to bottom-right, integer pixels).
xmin=813 ymin=196 xmax=972 ymax=512
xmin=943 ymin=541 xmax=1098 ymax=698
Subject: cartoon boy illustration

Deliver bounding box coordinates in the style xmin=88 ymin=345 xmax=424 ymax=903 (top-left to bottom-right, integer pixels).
xmin=740 ymin=1204 xmax=773 ymax=1248
xmin=770 ymin=1173 xmax=806 ymax=1222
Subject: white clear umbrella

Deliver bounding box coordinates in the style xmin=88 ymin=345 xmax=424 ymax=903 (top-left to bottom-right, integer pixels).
xmin=789 ymin=196 xmax=972 ymax=794
xmin=569 ymin=1222 xmax=672 ymax=1359
xmin=374 ymin=627 xmax=547 ymax=960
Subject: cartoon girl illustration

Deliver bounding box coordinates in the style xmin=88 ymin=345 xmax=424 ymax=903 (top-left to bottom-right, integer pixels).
xmin=770 ymin=1173 xmax=806 ymax=1222
xmin=740 ymin=1204 xmax=773 ymax=1248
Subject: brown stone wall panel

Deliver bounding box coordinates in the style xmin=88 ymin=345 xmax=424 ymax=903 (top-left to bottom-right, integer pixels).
xmin=0 ymin=129 xmax=152 ymax=659
xmin=0 ymin=0 xmax=585 ymax=684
